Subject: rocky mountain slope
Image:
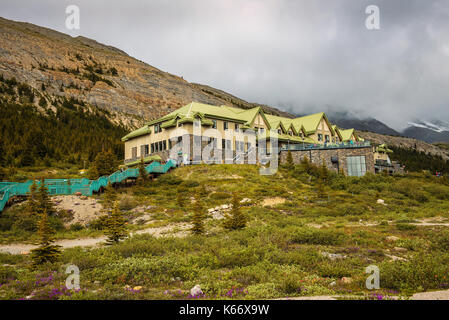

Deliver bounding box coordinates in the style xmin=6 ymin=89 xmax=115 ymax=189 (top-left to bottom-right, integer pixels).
xmin=356 ymin=130 xmax=449 ymax=160
xmin=0 ymin=17 xmax=292 ymax=129
xmin=403 ymin=120 xmax=449 ymax=143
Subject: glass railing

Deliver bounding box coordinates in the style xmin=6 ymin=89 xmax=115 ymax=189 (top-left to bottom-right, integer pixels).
xmin=281 ymin=141 xmax=371 ymax=151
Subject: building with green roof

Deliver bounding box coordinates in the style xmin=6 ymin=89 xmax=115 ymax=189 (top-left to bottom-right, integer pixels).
xmin=122 ymin=101 xmax=363 ymax=165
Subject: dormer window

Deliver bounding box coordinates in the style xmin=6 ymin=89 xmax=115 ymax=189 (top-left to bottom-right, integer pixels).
xmin=278 ymin=129 xmax=282 ymax=135
xmin=318 ymin=134 xmax=323 ymax=141
xmin=235 ymin=124 xmax=239 ymax=132
xmin=223 ymin=121 xmax=228 ymax=131
xmin=212 ymin=120 xmax=217 ymax=129
xmin=154 ymin=124 xmax=161 ymax=133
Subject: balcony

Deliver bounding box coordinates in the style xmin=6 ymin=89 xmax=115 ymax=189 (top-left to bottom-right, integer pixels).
xmin=281 ymin=141 xmax=371 ymax=151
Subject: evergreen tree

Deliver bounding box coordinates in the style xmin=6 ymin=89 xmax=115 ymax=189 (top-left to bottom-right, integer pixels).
xmin=224 ymin=192 xmax=247 ymax=230
xmin=37 ymin=178 xmax=55 ymax=215
xmin=26 ymin=180 xmax=39 ymax=216
xmin=137 ymin=157 xmax=149 ymax=185
xmin=285 ymin=150 xmax=294 ymax=170
xmin=101 ymin=182 xmax=118 ymax=214
xmin=30 ymin=208 xmax=61 ymax=266
xmin=316 ymin=161 xmax=328 ymax=199
xmin=176 ymin=188 xmax=186 ymax=208
xmin=105 ymin=201 xmax=128 ymax=245
xmin=191 ymin=194 xmax=206 ymax=235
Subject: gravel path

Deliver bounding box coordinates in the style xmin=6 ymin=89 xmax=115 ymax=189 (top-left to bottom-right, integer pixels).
xmin=0 ymin=223 xmax=190 ymax=255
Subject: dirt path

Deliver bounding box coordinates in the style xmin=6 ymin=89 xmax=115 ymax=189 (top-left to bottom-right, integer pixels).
xmin=281 ymin=289 xmax=449 ymax=300
xmin=0 ymin=223 xmax=190 ymax=255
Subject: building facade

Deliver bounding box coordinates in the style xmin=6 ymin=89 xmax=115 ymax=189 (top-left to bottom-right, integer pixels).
xmin=122 ymin=102 xmax=370 ymax=174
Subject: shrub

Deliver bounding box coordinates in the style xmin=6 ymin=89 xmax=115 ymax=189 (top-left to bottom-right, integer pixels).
xmin=210 ymin=192 xmax=231 ymax=200
xmin=396 ymin=223 xmax=417 ymax=231
xmin=381 ymin=252 xmax=449 ymax=291
xmin=431 ymin=230 xmax=449 ymax=251
xmin=290 ymin=228 xmax=345 ymax=245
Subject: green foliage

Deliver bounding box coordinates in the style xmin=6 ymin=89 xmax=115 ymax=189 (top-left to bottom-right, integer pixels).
xmin=104 ymin=201 xmax=128 ymax=245
xmin=30 ymin=209 xmax=61 ymax=267
xmin=89 ymin=149 xmax=117 ymax=179
xmin=285 ymin=150 xmax=294 ymax=170
xmin=190 ymin=194 xmax=206 ymax=235
xmin=389 ymin=146 xmax=449 ymax=174
xmin=137 ymin=158 xmax=149 ymax=185
xmin=290 ymin=227 xmax=345 ymax=245
xmin=0 ymin=77 xmax=125 ymax=168
xmin=223 ymin=193 xmax=247 ymax=230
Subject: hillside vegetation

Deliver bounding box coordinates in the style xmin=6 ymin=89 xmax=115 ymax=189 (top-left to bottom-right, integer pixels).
xmin=1 ymin=163 xmax=449 ymax=299
xmin=0 ymin=75 xmax=126 ymax=177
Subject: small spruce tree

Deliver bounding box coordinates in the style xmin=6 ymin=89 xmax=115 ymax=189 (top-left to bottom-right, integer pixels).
xmin=224 ymin=192 xmax=247 ymax=230
xmin=190 ymin=194 xmax=206 ymax=235
xmin=105 ymin=201 xmax=128 ymax=245
xmin=285 ymin=150 xmax=294 ymax=170
xmin=176 ymin=187 xmax=186 ymax=208
xmin=31 ymin=208 xmax=61 ymax=267
xmin=137 ymin=157 xmax=149 ymax=185
xmin=316 ymin=161 xmax=328 ymax=199
xmin=37 ymin=178 xmax=55 ymax=215
xmin=102 ymin=182 xmax=118 ymax=214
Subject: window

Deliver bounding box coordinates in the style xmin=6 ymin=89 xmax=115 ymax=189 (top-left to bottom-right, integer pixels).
xmin=325 ymin=135 xmax=330 ymax=143
xmin=159 ymin=141 xmax=163 ymax=151
xmin=318 ymin=134 xmax=323 ymax=141
xmin=163 ymin=140 xmax=167 ymax=150
xmin=144 ymin=144 xmax=149 ymax=155
xmin=346 ymin=156 xmax=367 ymax=177
xmin=278 ymin=129 xmax=282 ymax=135
xmin=155 ymin=142 xmax=159 ymax=152
xmin=154 ymin=124 xmax=161 ymax=133
xmin=235 ymin=123 xmax=239 ymax=132
xmin=223 ymin=121 xmax=228 ymax=131
xmin=132 ymin=147 xmax=137 ymax=159
xmin=151 ymin=143 xmax=154 ymax=153
xmin=177 ymin=122 xmax=183 ymax=127
xmin=212 ymin=120 xmax=217 ymax=129
xmin=288 ymin=131 xmax=293 ymax=136
xmin=259 ymin=128 xmax=265 ymax=135
xmin=222 ymin=139 xmax=226 ymax=149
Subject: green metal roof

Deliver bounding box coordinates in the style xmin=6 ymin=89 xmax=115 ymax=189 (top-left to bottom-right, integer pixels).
xmin=121 ymin=102 xmax=357 ymax=143
xmin=121 ymin=125 xmax=151 ymax=142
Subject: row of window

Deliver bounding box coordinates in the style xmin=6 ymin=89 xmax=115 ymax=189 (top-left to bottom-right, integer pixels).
xmin=318 ymin=134 xmax=339 ymax=143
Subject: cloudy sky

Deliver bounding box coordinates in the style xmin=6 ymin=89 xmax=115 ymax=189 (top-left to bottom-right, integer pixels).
xmin=1 ymin=0 xmax=448 ymax=130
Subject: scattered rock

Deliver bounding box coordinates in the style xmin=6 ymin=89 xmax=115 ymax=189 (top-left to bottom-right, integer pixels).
xmin=190 ymin=285 xmax=203 ymax=296
xmin=262 ymin=197 xmax=286 ymax=207
xmin=321 ymin=252 xmax=347 ymax=261
xmin=386 ymin=236 xmax=400 ymax=242
xmin=240 ymin=198 xmax=252 ymax=204
xmin=329 ymin=281 xmax=337 ymax=287
xmin=133 ymin=286 xmax=143 ymax=291
xmin=341 ymin=277 xmax=352 ymax=284
xmin=80 ymin=196 xmax=88 ymax=200
xmin=393 ymin=247 xmax=407 ymax=252
xmin=377 ymin=199 xmax=385 ymax=205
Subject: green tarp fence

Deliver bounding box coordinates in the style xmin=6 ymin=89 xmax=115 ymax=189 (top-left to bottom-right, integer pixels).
xmin=0 ymin=159 xmax=176 ymax=213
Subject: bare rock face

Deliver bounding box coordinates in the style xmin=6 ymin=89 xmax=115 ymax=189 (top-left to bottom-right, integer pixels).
xmin=0 ymin=17 xmax=293 ymax=128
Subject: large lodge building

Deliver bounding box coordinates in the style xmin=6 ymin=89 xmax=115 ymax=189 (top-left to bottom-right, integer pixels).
xmin=122 ymin=102 xmax=398 ymax=177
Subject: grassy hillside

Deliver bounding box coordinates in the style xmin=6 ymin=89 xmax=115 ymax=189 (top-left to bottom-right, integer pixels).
xmin=1 ymin=163 xmax=449 ymax=299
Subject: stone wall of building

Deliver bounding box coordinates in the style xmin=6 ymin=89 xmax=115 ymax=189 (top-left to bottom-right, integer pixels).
xmin=279 ymin=146 xmax=375 ymax=175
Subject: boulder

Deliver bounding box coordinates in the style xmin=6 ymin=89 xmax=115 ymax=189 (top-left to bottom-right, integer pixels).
xmin=190 ymin=285 xmax=203 ymax=296
xmin=341 ymin=277 xmax=352 ymax=284
xmin=133 ymin=286 xmax=143 ymax=291
xmin=386 ymin=236 xmax=400 ymax=242
xmin=321 ymin=252 xmax=347 ymax=261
